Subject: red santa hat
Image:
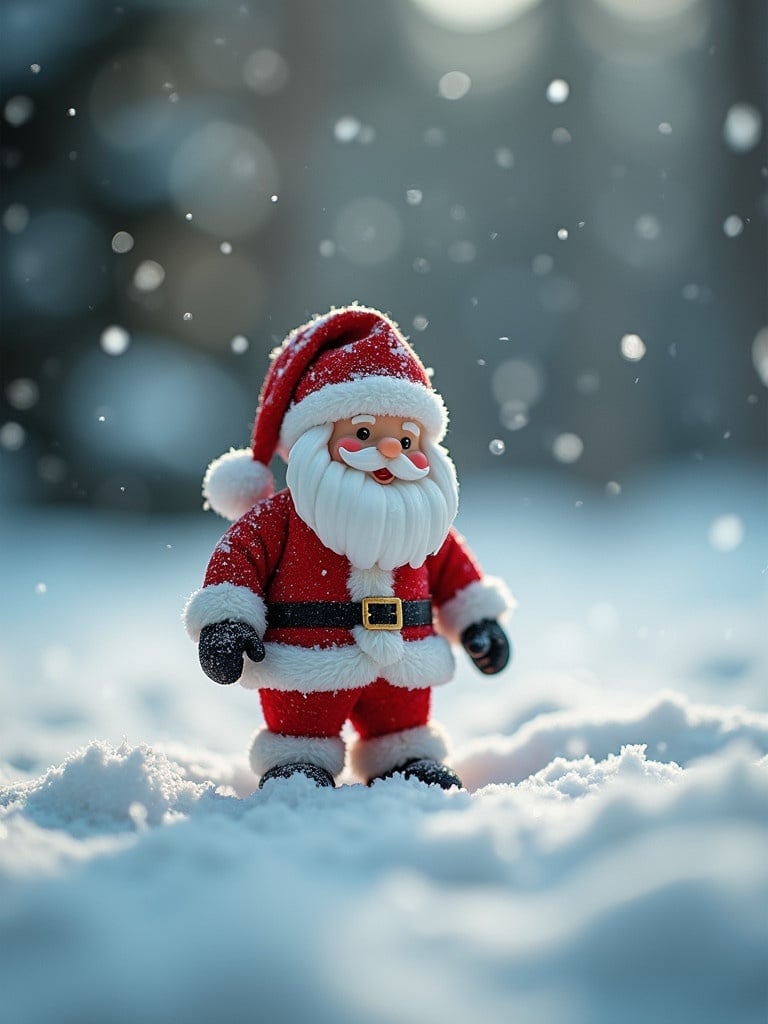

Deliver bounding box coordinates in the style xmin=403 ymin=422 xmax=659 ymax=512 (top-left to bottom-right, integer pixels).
xmin=203 ymin=304 xmax=450 ymax=520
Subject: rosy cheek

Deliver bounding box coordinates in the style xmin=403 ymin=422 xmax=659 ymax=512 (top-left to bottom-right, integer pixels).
xmin=408 ymin=451 xmax=429 ymax=470
xmin=332 ymin=437 xmax=363 ymax=461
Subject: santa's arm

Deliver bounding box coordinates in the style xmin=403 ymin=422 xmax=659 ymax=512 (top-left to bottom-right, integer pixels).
xmin=428 ymin=527 xmax=516 ymax=674
xmin=183 ymin=496 xmax=288 ymax=682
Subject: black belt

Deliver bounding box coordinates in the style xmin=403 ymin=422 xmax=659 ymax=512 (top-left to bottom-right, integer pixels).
xmin=267 ymin=597 xmax=432 ymax=631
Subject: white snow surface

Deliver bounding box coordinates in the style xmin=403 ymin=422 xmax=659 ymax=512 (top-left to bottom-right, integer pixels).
xmin=1 ymin=463 xmax=767 ymax=1024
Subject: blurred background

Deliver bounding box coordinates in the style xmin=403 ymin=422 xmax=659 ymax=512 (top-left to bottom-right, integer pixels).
xmin=0 ymin=0 xmax=766 ymax=516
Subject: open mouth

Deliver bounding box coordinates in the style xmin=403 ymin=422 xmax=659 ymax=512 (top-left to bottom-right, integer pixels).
xmin=372 ymin=468 xmax=394 ymax=483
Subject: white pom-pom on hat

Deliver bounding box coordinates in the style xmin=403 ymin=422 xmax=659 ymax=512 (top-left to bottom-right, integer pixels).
xmin=202 ymin=449 xmax=273 ymax=521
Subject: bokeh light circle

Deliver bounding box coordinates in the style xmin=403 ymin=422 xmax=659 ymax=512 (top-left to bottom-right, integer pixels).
xmin=4 ymin=95 xmax=35 ymax=126
xmin=243 ymin=49 xmax=288 ymax=95
xmin=500 ymin=400 xmax=529 ymax=431
xmin=620 ymin=333 xmax=647 ymax=361
xmin=410 ymin=0 xmax=542 ymax=32
xmin=169 ymin=121 xmax=279 ymax=238
xmin=3 ymin=204 xmax=30 ymax=233
xmin=334 ymin=198 xmax=403 ymax=266
xmin=111 ymin=231 xmax=134 ymax=254
xmin=438 ymin=71 xmax=472 ymax=100
xmin=133 ymin=260 xmax=166 ymax=292
xmin=334 ymin=116 xmax=362 ymax=143
xmin=752 ymin=327 xmax=768 ymax=386
xmin=552 ymin=432 xmax=584 ymax=463
xmin=723 ymin=215 xmax=744 ymax=238
xmin=0 ymin=422 xmax=26 ymax=451
xmin=722 ymin=103 xmax=763 ymax=153
xmin=546 ymin=78 xmax=570 ymax=104
xmin=491 ymin=358 xmax=545 ymax=407
xmin=6 ymin=379 xmax=40 ymax=410
xmin=708 ymin=514 xmax=744 ymax=552
xmin=100 ymin=326 xmax=131 ymax=356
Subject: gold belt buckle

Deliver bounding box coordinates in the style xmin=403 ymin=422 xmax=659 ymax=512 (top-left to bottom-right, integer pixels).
xmin=362 ymin=596 xmax=403 ymax=631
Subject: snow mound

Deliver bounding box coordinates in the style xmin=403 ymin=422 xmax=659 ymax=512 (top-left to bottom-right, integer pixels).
xmin=0 ymin=737 xmax=766 ymax=1024
xmin=455 ymin=689 xmax=768 ymax=789
xmin=0 ymin=740 xmax=219 ymax=836
xmin=1 ymin=467 xmax=766 ymax=1024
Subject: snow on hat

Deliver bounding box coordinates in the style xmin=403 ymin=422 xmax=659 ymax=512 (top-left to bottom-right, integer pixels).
xmin=202 ymin=304 xmax=449 ymax=520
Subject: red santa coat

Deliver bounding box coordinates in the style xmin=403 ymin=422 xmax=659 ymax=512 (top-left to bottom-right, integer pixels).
xmin=184 ymin=489 xmax=511 ymax=694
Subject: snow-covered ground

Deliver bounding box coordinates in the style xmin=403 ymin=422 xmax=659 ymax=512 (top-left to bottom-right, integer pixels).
xmin=1 ymin=460 xmax=766 ymax=1024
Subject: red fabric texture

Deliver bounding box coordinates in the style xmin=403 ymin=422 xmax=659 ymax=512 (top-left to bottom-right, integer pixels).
xmin=202 ymin=489 xmax=484 ymax=652
xmin=292 ymin=320 xmax=430 ymax=405
xmin=260 ymin=680 xmax=431 ymax=739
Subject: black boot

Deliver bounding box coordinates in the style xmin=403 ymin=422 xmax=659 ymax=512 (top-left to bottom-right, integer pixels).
xmin=259 ymin=762 xmax=336 ymax=789
xmin=372 ymin=758 xmax=462 ymax=791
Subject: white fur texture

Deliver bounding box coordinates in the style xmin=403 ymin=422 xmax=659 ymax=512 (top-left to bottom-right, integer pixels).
xmin=351 ymin=625 xmax=405 ymax=667
xmin=249 ymin=730 xmax=346 ymax=778
xmin=347 ymin=566 xmax=404 ymax=666
xmin=347 ymin=566 xmax=395 ymax=600
xmin=238 ymin=634 xmax=455 ymax=693
xmin=202 ymin=449 xmax=273 ymax=521
xmin=183 ymin=583 xmax=268 ymax=641
xmin=279 ymin=375 xmax=449 ymax=455
xmin=349 ymin=723 xmax=451 ymax=782
xmin=437 ymin=576 xmax=517 ymax=643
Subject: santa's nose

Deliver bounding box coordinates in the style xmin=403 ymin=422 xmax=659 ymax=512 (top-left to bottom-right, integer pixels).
xmin=377 ymin=437 xmax=402 ymax=460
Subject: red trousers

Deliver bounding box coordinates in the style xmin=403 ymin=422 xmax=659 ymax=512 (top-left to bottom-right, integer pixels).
xmin=259 ymin=679 xmax=431 ymax=740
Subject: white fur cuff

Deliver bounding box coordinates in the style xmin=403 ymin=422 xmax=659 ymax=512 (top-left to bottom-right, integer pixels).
xmin=437 ymin=576 xmax=516 ymax=643
xmin=349 ymin=723 xmax=450 ymax=782
xmin=249 ymin=730 xmax=346 ymax=779
xmin=183 ymin=582 xmax=267 ymax=641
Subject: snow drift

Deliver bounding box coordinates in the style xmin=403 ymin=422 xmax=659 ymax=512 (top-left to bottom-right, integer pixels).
xmin=1 ymin=693 xmax=766 ymax=1024
xmin=1 ymin=467 xmax=766 ymax=1023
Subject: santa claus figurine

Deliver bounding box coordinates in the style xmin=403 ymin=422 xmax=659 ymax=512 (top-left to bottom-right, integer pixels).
xmin=184 ymin=305 xmax=514 ymax=790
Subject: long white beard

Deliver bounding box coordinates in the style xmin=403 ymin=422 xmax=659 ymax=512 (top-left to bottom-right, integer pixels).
xmin=287 ymin=425 xmax=459 ymax=570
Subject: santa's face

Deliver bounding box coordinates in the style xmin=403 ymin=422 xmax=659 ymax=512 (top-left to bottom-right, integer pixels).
xmin=286 ymin=419 xmax=459 ymax=570
xmin=328 ymin=415 xmax=430 ymax=485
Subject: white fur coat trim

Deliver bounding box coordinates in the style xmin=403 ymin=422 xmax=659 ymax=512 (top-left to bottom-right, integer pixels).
xmin=249 ymin=730 xmax=346 ymax=778
xmin=437 ymin=575 xmax=516 ymax=643
xmin=347 ymin=565 xmax=395 ymax=600
xmin=347 ymin=566 xmax=404 ymax=666
xmin=349 ymin=723 xmax=450 ymax=782
xmin=184 ymin=583 xmax=268 ymax=641
xmin=239 ymin=633 xmax=455 ymax=693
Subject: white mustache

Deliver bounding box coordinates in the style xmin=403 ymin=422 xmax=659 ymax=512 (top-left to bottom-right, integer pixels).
xmin=338 ymin=446 xmax=430 ymax=481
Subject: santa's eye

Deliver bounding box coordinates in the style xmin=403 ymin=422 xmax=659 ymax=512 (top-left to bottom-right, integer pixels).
xmin=356 ymin=427 xmax=370 ymax=441
xmin=400 ymin=437 xmax=412 ymax=450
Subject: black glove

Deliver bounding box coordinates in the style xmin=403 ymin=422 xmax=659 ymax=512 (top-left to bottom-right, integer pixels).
xmin=460 ymin=619 xmax=511 ymax=675
xmin=198 ymin=620 xmax=265 ymax=685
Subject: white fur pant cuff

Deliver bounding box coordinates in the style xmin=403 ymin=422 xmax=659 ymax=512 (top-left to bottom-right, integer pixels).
xmin=249 ymin=730 xmax=346 ymax=780
xmin=349 ymin=723 xmax=450 ymax=782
